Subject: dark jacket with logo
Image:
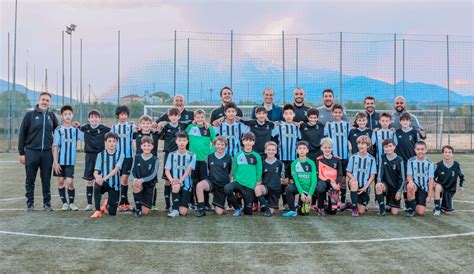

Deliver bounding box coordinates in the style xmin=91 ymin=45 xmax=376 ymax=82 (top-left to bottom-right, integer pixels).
xmin=18 ymin=105 xmax=60 ymax=155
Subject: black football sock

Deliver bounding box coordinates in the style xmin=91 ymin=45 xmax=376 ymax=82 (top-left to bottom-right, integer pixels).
xmin=120 ymin=185 xmax=129 ymax=205
xmin=133 ymin=192 xmax=142 ymax=212
xmin=258 ymin=195 xmax=268 ymax=209
xmin=407 ymin=199 xmax=415 ymax=213
xmin=376 ymin=194 xmax=385 ymax=213
xmin=164 ymin=185 xmax=171 ymax=209
xmin=152 ymin=187 xmax=157 ymax=207
xmin=341 ymin=187 xmax=347 ymax=204
xmin=86 ymin=186 xmax=93 ymax=204
xmin=58 ymin=187 xmax=67 ymax=204
xmin=171 ymin=192 xmax=179 ymax=210
xmin=204 ymin=191 xmax=210 ymax=207
xmin=94 ymin=183 xmax=101 ymax=211
xmin=67 ymin=188 xmax=75 ymax=204
xmin=434 ymin=199 xmax=441 ymax=211
xmin=197 ymin=202 xmax=205 ymax=211
xmin=350 ymin=191 xmax=358 ymax=210
xmin=317 ymin=192 xmax=326 ymax=210
xmin=403 ymin=192 xmax=409 ymax=208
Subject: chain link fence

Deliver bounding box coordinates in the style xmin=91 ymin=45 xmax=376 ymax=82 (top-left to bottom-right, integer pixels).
xmin=2 ymin=31 xmax=473 ymax=152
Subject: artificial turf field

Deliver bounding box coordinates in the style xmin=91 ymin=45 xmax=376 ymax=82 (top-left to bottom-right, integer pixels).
xmin=0 ymin=152 xmax=472 ymax=272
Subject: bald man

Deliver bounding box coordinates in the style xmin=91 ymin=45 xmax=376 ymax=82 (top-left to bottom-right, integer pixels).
xmin=390 ymin=96 xmax=426 ymax=139
xmin=156 ymin=94 xmax=194 ymax=123
xmin=251 ymin=88 xmax=283 ymax=121
xmin=292 ymin=87 xmax=310 ymax=123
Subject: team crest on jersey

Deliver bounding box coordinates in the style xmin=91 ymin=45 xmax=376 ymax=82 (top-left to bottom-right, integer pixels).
xmin=148 ymin=164 xmax=152 ymax=170
xmin=184 ymin=115 xmax=189 ymax=120
xmin=137 ymin=163 xmax=141 ymax=167
xmin=210 ymin=161 xmax=214 ymax=165
xmin=304 ymin=111 xmax=308 ymax=116
xmin=393 ymin=164 xmax=397 ymax=170
xmin=35 ymin=116 xmax=39 ymax=120
xmin=222 ymin=162 xmax=227 ymax=168
xmin=451 ymin=171 xmax=455 ymax=177
xmin=333 ymin=163 xmax=337 ymax=168
xmin=266 ymin=125 xmax=270 ymax=130
xmin=441 ymin=171 xmax=445 ymax=175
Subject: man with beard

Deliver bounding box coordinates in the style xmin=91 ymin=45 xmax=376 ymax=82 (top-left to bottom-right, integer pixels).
xmin=210 ymin=87 xmax=243 ymax=125
xmin=156 ymin=94 xmax=194 ymax=123
xmin=317 ymin=89 xmax=348 ymax=125
xmin=364 ymin=96 xmax=381 ymax=130
xmin=19 ymin=92 xmax=60 ymax=212
xmin=251 ymin=87 xmax=283 ymax=122
xmin=390 ymin=96 xmax=426 ymax=139
xmin=292 ymin=87 xmax=310 ymax=123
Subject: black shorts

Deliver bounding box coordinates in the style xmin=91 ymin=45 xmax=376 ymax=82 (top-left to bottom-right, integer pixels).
xmin=53 ymin=165 xmax=75 ymax=178
xmin=442 ymin=190 xmax=455 ymax=211
xmin=383 ymin=184 xmax=401 ymax=208
xmin=98 ymin=183 xmax=120 ymax=215
xmin=282 ymin=160 xmax=292 ymax=180
xmin=162 ymin=151 xmax=170 ymax=180
xmin=120 ymin=157 xmax=133 ymax=176
xmin=263 ymin=185 xmax=280 ymax=209
xmin=208 ymin=180 xmax=226 ymax=209
xmin=179 ymin=189 xmax=192 ymax=208
xmin=141 ymin=183 xmax=156 ymax=209
xmin=192 ymin=160 xmax=208 ymax=182
xmin=83 ymin=152 xmax=98 ymax=180
xmin=358 ymin=190 xmax=369 ymax=206
xmin=224 ymin=182 xmax=255 ymax=215
xmin=415 ymin=188 xmax=428 ymax=207
xmin=341 ymin=159 xmax=349 ymax=176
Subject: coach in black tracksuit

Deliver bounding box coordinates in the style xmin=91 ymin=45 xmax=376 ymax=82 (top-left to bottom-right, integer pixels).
xmin=18 ymin=92 xmax=60 ymax=211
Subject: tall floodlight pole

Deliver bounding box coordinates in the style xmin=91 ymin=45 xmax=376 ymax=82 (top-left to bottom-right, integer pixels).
xmin=65 ymin=24 xmax=77 ymax=104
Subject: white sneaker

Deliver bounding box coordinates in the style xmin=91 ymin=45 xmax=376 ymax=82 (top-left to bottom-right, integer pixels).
xmin=84 ymin=204 xmax=94 ymax=211
xmin=61 ymin=203 xmax=70 ymax=211
xmin=69 ymin=203 xmax=79 ymax=211
xmin=434 ymin=210 xmax=441 ymax=217
xmin=167 ymin=209 xmax=179 ymax=218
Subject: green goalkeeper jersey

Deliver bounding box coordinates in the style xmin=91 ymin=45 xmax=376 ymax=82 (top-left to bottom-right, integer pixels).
xmin=233 ymin=150 xmax=262 ymax=189
xmin=291 ymin=158 xmax=317 ymax=196
xmin=186 ymin=124 xmax=216 ymax=161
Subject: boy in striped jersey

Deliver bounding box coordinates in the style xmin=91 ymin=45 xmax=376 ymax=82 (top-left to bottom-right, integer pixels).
xmin=195 ymin=136 xmax=233 ymax=217
xmin=79 ymin=110 xmax=110 ymax=211
xmin=272 ymin=104 xmax=301 ymax=210
xmin=315 ymin=138 xmax=343 ymax=216
xmin=433 ymin=145 xmax=466 ymax=216
xmin=254 ymin=141 xmax=285 ymax=217
xmin=165 ymin=132 xmax=196 ymax=217
xmin=90 ymin=132 xmax=125 ymax=219
xmin=133 ymin=115 xmax=160 ymax=211
xmin=111 ymin=105 xmax=136 ymax=211
xmin=213 ymin=102 xmax=249 ymax=157
xmin=156 ymin=107 xmax=190 ymax=211
xmin=406 ymin=141 xmax=435 ymax=217
xmin=375 ymin=139 xmax=405 ymax=216
xmin=224 ymin=132 xmax=262 ymax=216
xmin=186 ymin=109 xmax=215 ymax=210
xmin=53 ymin=105 xmax=84 ymax=211
xmin=324 ymin=104 xmax=351 ymax=210
xmin=282 ymin=141 xmax=317 ymax=217
xmin=346 ymin=135 xmax=377 ymax=217
xmin=372 ymin=112 xmax=398 ymax=165
xmin=131 ymin=136 xmax=159 ymax=218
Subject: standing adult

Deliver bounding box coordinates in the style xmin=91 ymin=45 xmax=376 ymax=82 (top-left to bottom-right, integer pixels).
xmin=391 ymin=96 xmax=426 ymax=138
xmin=317 ymin=89 xmax=348 ymax=124
xmin=251 ymin=87 xmax=283 ymax=121
xmin=210 ymin=86 xmax=243 ymax=125
xmin=292 ymin=87 xmax=310 ymax=123
xmin=364 ymin=96 xmax=381 ymax=130
xmin=156 ymin=94 xmax=194 ymax=123
xmin=18 ymin=92 xmax=60 ymax=211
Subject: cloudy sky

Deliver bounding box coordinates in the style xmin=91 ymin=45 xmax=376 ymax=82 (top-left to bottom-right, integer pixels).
xmin=0 ymin=0 xmax=472 ymax=100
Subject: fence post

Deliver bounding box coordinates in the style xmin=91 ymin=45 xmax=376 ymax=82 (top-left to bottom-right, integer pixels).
xmin=339 ymin=32 xmax=343 ymax=104
xmin=173 ymin=30 xmax=177 ymax=97
xmin=282 ymin=31 xmax=285 ymax=104
xmin=117 ymin=30 xmax=121 ymax=105
xmin=230 ymin=29 xmax=233 ymax=89
xmin=435 ymin=104 xmax=439 ymax=150
xmin=187 ymin=38 xmax=190 ymax=100
xmin=471 ymin=104 xmax=473 ymax=151
xmin=7 ymin=32 xmax=11 ymax=151
xmin=446 ymin=35 xmax=451 ymax=145
xmin=393 ymin=33 xmax=397 ymax=99
xmin=296 ymin=38 xmax=298 ymax=88
xmin=402 ymin=38 xmax=405 ymax=98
